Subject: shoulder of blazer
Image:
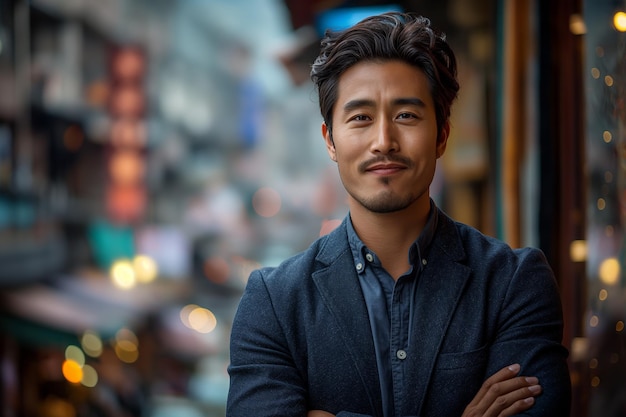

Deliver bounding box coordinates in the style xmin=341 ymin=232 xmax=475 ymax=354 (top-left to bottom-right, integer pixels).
xmin=435 ymin=207 xmax=546 ymax=271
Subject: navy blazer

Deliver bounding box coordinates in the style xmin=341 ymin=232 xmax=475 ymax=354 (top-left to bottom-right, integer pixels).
xmin=227 ymin=208 xmax=571 ymax=417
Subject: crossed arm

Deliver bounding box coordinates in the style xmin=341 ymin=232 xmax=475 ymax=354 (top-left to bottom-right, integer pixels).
xmin=308 ymin=363 xmax=542 ymax=417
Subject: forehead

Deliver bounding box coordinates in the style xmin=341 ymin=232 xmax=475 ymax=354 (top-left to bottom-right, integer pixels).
xmin=335 ymin=60 xmax=434 ymax=108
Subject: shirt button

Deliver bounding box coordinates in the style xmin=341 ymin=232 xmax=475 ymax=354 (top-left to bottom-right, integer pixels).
xmin=356 ymin=263 xmax=363 ymax=271
xmin=396 ymin=349 xmax=407 ymax=360
xmin=422 ymin=258 xmax=427 ymax=266
xmin=365 ymin=253 xmax=374 ymax=262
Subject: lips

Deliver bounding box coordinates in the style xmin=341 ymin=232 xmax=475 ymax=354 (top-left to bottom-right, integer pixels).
xmin=359 ymin=156 xmax=413 ymax=174
xmin=365 ymin=163 xmax=406 ymax=174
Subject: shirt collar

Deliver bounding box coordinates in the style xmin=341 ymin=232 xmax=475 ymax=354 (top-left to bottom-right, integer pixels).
xmin=346 ymin=199 xmax=439 ymax=275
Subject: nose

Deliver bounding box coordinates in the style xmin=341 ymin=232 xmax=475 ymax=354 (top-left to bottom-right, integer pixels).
xmin=370 ymin=119 xmax=398 ymax=154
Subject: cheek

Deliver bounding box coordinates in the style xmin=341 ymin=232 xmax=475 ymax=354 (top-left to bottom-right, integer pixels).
xmin=333 ymin=144 xmax=361 ymax=169
xmin=332 ymin=149 xmax=357 ymax=178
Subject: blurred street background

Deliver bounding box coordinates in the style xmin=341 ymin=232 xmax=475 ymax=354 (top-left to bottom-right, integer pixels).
xmin=0 ymin=0 xmax=625 ymax=416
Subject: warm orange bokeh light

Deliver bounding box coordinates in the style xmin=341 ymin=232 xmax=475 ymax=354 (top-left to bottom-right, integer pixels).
xmin=110 ymin=85 xmax=144 ymax=116
xmin=109 ymin=150 xmax=145 ymax=185
xmin=111 ymin=48 xmax=145 ymax=81
xmin=111 ymin=119 xmax=147 ymax=148
xmin=62 ymin=359 xmax=83 ymax=384
xmin=106 ymin=184 xmax=146 ymax=222
xmin=188 ymin=306 xmax=217 ymax=333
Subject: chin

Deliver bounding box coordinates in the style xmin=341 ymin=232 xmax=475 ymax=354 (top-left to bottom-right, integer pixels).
xmin=359 ymin=195 xmax=415 ymax=214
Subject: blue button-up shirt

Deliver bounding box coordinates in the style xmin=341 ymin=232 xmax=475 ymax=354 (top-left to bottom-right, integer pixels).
xmin=347 ymin=204 xmax=438 ymax=417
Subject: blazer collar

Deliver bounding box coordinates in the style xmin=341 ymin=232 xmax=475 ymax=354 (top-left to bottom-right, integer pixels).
xmin=315 ymin=216 xmax=351 ymax=266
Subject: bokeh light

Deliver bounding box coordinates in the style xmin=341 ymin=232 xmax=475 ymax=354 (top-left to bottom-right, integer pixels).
xmin=64 ymin=345 xmax=85 ymax=367
xmin=115 ymin=340 xmax=139 ymax=363
xmin=599 ymin=257 xmax=620 ymax=285
xmin=109 ymin=150 xmax=145 ymax=185
xmin=106 ymin=184 xmax=147 ymax=223
xmin=110 ymin=259 xmax=137 ymax=289
xmin=116 ymin=327 xmax=139 ymax=345
xmin=110 ymin=85 xmax=145 ymax=116
xmin=133 ymin=254 xmax=158 ymax=283
xmin=81 ymin=330 xmax=104 ymax=358
xmin=114 ymin=328 xmax=139 ymax=363
xmin=111 ymin=47 xmax=145 ymax=81
xmin=591 ymin=67 xmax=600 ymax=79
xmin=180 ymin=304 xmax=197 ymax=328
xmin=614 ymin=11 xmax=626 ymax=31
xmin=569 ymin=239 xmax=587 ymax=262
xmin=81 ymin=364 xmax=98 ymax=388
xmin=180 ymin=304 xmax=217 ymax=334
xmin=188 ymin=306 xmax=217 ymax=334
xmin=62 ymin=359 xmax=83 ymax=384
xmin=111 ymin=119 xmax=147 ymax=147
xmin=569 ymin=13 xmax=586 ymax=35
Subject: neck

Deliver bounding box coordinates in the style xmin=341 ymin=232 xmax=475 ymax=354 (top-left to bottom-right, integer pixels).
xmin=349 ymin=199 xmax=430 ymax=279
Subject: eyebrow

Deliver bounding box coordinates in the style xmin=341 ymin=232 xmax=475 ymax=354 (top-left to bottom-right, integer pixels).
xmin=342 ymin=97 xmax=427 ymax=113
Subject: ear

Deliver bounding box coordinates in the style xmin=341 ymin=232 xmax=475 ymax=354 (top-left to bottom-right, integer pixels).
xmin=436 ymin=122 xmax=450 ymax=159
xmin=322 ymin=122 xmax=337 ymax=162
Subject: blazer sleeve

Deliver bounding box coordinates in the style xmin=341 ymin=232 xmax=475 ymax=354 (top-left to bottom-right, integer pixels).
xmin=226 ymin=269 xmax=309 ymax=417
xmin=487 ymin=248 xmax=571 ymax=417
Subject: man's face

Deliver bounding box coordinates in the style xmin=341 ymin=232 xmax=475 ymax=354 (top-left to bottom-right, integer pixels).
xmin=322 ymin=60 xmax=448 ymax=214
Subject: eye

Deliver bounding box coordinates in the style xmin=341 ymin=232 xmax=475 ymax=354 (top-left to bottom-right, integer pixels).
xmin=351 ymin=114 xmax=370 ymax=122
xmin=397 ymin=112 xmax=417 ymax=120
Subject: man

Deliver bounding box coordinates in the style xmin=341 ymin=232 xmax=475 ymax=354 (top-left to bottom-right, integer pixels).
xmin=226 ymin=12 xmax=571 ymax=417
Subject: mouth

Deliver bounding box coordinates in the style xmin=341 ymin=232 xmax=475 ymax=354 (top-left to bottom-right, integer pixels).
xmin=364 ymin=162 xmax=406 ymax=175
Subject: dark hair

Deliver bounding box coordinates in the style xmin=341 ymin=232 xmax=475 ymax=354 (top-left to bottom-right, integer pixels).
xmin=310 ymin=12 xmax=459 ymax=137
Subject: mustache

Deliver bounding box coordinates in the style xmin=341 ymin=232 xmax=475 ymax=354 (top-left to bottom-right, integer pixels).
xmin=358 ymin=155 xmax=414 ymax=172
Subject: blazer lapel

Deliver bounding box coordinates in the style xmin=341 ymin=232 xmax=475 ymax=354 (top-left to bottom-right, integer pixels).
xmin=311 ymin=221 xmax=384 ymax=416
xmin=407 ymin=211 xmax=472 ymax=415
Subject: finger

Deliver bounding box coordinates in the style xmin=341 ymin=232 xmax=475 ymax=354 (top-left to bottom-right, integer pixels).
xmin=463 ymin=365 xmax=542 ymax=417
xmin=484 ymin=385 xmax=542 ymax=417
xmin=477 ymin=376 xmax=541 ymax=413
xmin=467 ymin=364 xmax=521 ymax=407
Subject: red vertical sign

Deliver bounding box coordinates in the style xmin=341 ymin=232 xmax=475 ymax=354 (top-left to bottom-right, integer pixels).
xmin=106 ymin=46 xmax=147 ymax=223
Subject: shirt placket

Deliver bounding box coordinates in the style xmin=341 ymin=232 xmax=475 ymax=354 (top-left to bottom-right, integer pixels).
xmin=389 ymin=279 xmax=410 ymax=416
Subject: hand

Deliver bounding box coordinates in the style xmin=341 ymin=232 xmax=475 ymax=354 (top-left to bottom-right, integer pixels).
xmin=462 ymin=364 xmax=542 ymax=417
xmin=307 ymin=411 xmax=335 ymax=417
